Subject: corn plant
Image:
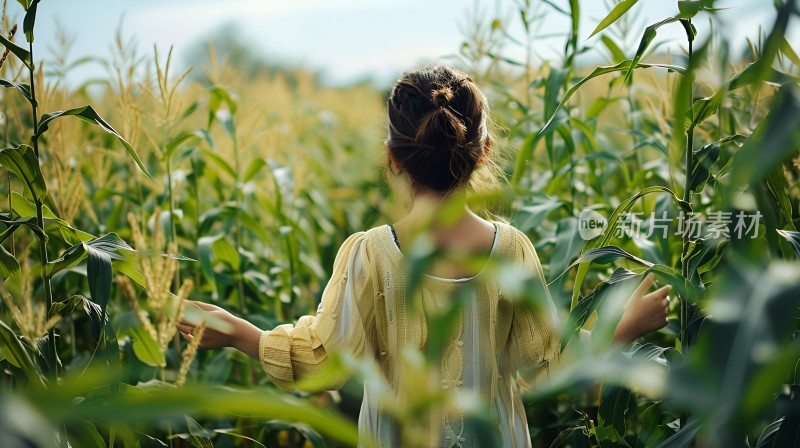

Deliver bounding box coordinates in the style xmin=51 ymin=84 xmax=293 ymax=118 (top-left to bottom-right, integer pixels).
xmin=465 ymin=0 xmax=800 ymax=446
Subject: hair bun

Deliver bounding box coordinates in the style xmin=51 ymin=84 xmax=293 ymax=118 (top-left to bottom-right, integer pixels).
xmin=431 ymin=87 xmax=454 ymax=106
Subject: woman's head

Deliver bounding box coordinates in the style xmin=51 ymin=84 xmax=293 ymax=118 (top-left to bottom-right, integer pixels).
xmin=386 ymin=65 xmax=493 ymax=194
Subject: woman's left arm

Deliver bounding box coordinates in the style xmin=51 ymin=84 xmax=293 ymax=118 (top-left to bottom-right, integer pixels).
xmin=610 ymin=272 xmax=672 ymax=345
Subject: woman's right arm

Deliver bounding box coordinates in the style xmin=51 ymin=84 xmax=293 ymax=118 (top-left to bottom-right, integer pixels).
xmin=177 ymin=302 xmax=261 ymax=358
xmin=178 ymin=231 xmax=374 ymax=390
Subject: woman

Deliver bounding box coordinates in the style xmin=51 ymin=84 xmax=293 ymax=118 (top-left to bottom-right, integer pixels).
xmin=178 ymin=65 xmax=671 ymax=447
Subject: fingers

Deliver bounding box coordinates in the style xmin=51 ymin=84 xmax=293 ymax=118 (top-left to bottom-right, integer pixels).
xmin=185 ymin=300 xmax=217 ymax=311
xmin=179 ymin=331 xmax=193 ymax=342
xmin=631 ymin=272 xmax=655 ymax=300
xmin=177 ymin=323 xmax=194 ymax=334
xmin=644 ymin=284 xmax=672 ymax=301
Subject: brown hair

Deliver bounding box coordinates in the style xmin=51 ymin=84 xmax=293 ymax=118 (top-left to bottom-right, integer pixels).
xmin=386 ymin=65 xmax=494 ymax=193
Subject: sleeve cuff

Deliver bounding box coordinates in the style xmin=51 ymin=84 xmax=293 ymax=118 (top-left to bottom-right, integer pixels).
xmin=258 ymin=330 xmax=270 ymax=365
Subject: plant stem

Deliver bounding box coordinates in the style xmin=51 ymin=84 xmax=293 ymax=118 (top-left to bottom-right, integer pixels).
xmin=4 ymin=83 xmax=13 ymax=258
xmin=190 ymin=157 xmax=201 ymax=287
xmin=166 ymin=155 xmax=182 ymax=358
xmin=166 ymin=156 xmax=179 ymax=289
xmin=680 ymin=29 xmax=694 ymax=353
xmin=29 ymin=41 xmax=57 ymax=378
xmin=679 ymin=20 xmax=694 ymax=431
xmin=233 ymin=138 xmax=245 ymax=314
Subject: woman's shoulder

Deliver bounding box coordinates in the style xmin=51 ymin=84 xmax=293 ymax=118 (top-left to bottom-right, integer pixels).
xmin=339 ymin=225 xmax=396 ymax=258
xmin=488 ymin=220 xmax=534 ymax=258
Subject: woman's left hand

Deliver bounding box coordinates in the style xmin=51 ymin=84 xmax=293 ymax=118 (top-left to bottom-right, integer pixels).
xmin=612 ymin=273 xmax=672 ymax=345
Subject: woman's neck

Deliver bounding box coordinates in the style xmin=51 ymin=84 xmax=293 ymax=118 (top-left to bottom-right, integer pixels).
xmin=391 ymin=188 xmax=496 ymax=260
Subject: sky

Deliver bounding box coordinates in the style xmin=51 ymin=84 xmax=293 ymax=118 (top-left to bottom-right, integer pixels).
xmin=25 ymin=0 xmax=796 ymax=87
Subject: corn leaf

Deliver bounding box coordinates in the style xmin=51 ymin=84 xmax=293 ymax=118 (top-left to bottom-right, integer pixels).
xmin=0 ymin=34 xmax=31 ymax=69
xmin=0 ymin=78 xmax=34 ymax=105
xmin=35 ymin=105 xmax=151 ymax=179
xmin=0 ymin=144 xmax=46 ymax=202
xmin=622 ymin=17 xmax=683 ymax=86
xmin=22 ymin=0 xmax=39 ymax=42
xmin=588 ymin=0 xmax=638 ymax=39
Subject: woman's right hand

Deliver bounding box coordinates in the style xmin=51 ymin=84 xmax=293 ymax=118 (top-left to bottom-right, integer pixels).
xmin=177 ymin=301 xmax=262 ymax=358
xmin=612 ymin=273 xmax=672 ymax=345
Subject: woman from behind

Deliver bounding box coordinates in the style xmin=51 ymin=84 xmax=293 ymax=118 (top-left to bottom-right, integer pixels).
xmin=178 ymin=65 xmax=672 ymax=448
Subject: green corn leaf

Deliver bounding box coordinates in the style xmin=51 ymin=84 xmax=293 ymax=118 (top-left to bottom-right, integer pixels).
xmin=779 ymin=33 xmax=800 ymax=68
xmin=0 ymin=78 xmax=34 ymax=105
xmin=216 ymin=110 xmax=236 ymax=141
xmin=656 ymin=418 xmax=700 ymax=447
xmin=200 ymin=149 xmax=236 ymax=179
xmin=243 ymin=157 xmax=268 ymax=182
xmin=185 ymin=416 xmax=214 ymax=448
xmin=30 ymin=380 xmax=359 ymax=446
xmin=600 ymin=35 xmax=625 ymax=63
xmin=197 ymin=236 xmax=217 ymax=291
xmin=213 ymin=429 xmax=266 ymax=447
xmin=46 ymin=233 xmax=131 ymax=278
xmin=596 ymin=384 xmax=631 ymax=442
xmin=48 ymin=295 xmax=104 ymax=340
xmin=677 ymin=0 xmax=727 ymax=19
xmin=549 ymin=246 xmax=653 ymax=285
xmin=588 ymin=0 xmax=638 ymax=38
xmin=86 ymin=245 xmax=112 ymax=343
xmin=626 ymin=342 xmax=682 ymax=366
xmin=682 ymin=237 xmax=729 ymax=284
xmin=550 ymin=426 xmax=590 ymax=448
xmin=512 ymin=60 xmax=685 ymax=186
xmin=0 ymin=244 xmax=19 ymax=278
xmin=753 ymin=418 xmax=784 ymax=448
xmin=35 ymin=105 xmax=151 ymax=179
xmin=541 ymin=60 xmax=684 ymax=140
xmin=487 ymin=52 xmax=526 ymax=67
xmin=11 ymin=192 xmax=94 ymax=244
xmin=543 ymin=66 xmax=569 ymax=122
xmin=0 ymin=34 xmax=32 ymax=69
xmin=622 ymin=17 xmax=683 ymax=86
xmin=690 ymin=135 xmax=743 ymax=193
xmin=0 ymin=144 xmax=46 ymax=201
xmin=515 ymin=196 xmax=568 ymax=232
xmin=207 ymin=85 xmax=237 ymax=129
xmin=0 ymin=214 xmax=46 ymax=243
xmin=212 ymin=234 xmax=240 ymax=271
xmin=776 ymin=230 xmax=800 ymax=259
xmin=765 ymin=163 xmax=796 ymax=231
xmin=22 ymin=0 xmax=39 ymax=42
xmin=724 ymin=86 xmax=800 ymax=194
xmin=549 ymin=217 xmax=583 ymax=283
xmin=0 ymin=318 xmax=44 ymax=387
xmin=568 ymin=0 xmax=579 ymax=45
xmin=129 ymin=324 xmax=165 ymax=367
xmin=689 ymin=62 xmax=798 ymax=128
xmin=164 ymin=132 xmax=199 ymax=161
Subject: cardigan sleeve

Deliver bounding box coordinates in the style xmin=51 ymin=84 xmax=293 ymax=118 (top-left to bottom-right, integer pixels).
xmin=258 ymin=231 xmax=374 ymax=390
xmin=507 ymin=228 xmax=561 ymax=380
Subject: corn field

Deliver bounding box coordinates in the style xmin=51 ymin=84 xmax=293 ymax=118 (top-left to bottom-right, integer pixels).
xmin=0 ymin=0 xmax=799 ymax=447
